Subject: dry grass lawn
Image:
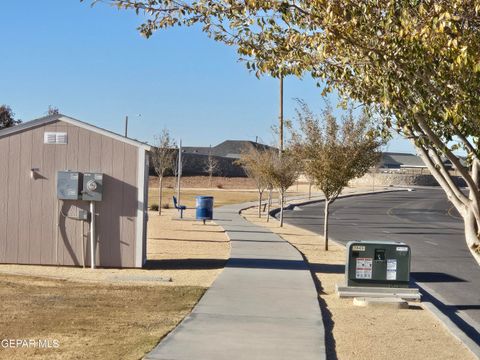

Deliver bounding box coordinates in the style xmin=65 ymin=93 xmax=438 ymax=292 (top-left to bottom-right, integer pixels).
xmin=0 ymin=275 xmax=204 ymax=360
xmin=242 ymin=207 xmax=475 ymax=360
xmin=0 ymin=207 xmax=230 ymax=360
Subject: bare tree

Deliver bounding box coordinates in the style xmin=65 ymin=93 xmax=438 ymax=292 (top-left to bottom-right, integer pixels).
xmin=204 ymin=145 xmax=219 ymax=187
xmin=151 ymin=129 xmax=176 ymax=215
xmin=237 ymin=148 xmax=269 ymax=218
xmin=291 ymin=101 xmax=383 ymax=250
xmin=263 ymin=149 xmax=301 ymax=227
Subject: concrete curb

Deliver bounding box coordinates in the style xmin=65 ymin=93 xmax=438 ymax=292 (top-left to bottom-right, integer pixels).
xmin=414 ymin=283 xmax=480 ymax=359
xmin=267 ymin=188 xmax=409 ymax=219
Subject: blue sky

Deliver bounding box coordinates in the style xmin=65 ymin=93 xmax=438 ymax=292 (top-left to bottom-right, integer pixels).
xmin=0 ymin=1 xmax=413 ymax=152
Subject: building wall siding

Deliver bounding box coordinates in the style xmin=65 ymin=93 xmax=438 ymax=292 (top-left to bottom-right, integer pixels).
xmin=0 ymin=120 xmax=141 ymax=267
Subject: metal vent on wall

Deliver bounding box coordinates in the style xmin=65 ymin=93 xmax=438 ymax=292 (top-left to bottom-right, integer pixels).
xmin=44 ymin=132 xmax=68 ymax=144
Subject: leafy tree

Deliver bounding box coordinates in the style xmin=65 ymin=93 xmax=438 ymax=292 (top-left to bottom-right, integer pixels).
xmin=151 ymin=129 xmax=176 ymax=215
xmin=291 ymin=101 xmax=383 ymax=250
xmin=89 ymin=1 xmax=480 ymax=261
xmin=47 ymin=106 xmax=60 ymax=115
xmin=0 ymin=105 xmax=21 ymax=130
xmin=237 ymin=147 xmax=270 ymax=218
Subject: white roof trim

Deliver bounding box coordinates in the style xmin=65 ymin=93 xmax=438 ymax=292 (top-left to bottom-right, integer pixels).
xmin=58 ymin=116 xmax=151 ymax=151
xmin=0 ymin=114 xmax=151 ymax=151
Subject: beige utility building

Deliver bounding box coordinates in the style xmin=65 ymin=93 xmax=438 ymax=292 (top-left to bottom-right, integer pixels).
xmin=0 ymin=114 xmax=150 ymax=268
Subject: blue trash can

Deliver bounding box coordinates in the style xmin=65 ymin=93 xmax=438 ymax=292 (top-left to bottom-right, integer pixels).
xmin=196 ymin=196 xmax=214 ymax=223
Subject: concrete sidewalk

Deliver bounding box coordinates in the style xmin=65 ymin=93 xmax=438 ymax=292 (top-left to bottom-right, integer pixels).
xmin=145 ymin=202 xmax=325 ymax=360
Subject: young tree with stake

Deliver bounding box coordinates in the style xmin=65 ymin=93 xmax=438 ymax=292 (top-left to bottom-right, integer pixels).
xmin=290 ymin=102 xmax=383 ymax=250
xmin=237 ymin=148 xmax=269 ymax=218
xmin=151 ymin=129 xmax=176 ymax=215
xmin=263 ymin=149 xmax=300 ymax=227
xmin=204 ymin=145 xmax=219 ymax=187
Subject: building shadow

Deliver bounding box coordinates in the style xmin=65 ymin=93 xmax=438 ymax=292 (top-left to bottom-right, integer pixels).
xmin=226 ymin=258 xmax=308 ymax=270
xmin=145 ymin=258 xmax=227 ymax=270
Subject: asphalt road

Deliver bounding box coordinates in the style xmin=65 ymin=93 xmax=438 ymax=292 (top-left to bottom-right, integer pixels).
xmin=281 ymin=188 xmax=480 ymax=345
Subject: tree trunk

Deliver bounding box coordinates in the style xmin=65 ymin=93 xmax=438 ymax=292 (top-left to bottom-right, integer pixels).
xmin=267 ymin=188 xmax=273 ymax=222
xmin=465 ymin=159 xmax=480 ymax=264
xmin=308 ymin=182 xmax=312 ymax=200
xmin=209 ymin=173 xmax=212 ymax=187
xmin=413 ymin=141 xmax=480 ymax=264
xmin=258 ymin=190 xmax=263 ymax=218
xmin=158 ymin=175 xmax=163 ymax=216
xmin=464 ymin=209 xmax=480 ymax=264
xmin=324 ymin=200 xmax=330 ymax=251
xmin=280 ymin=192 xmax=285 ymax=227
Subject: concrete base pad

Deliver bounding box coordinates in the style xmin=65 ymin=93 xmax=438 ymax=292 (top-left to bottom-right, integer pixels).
xmin=336 ymin=284 xmax=421 ymax=301
xmin=353 ymin=296 xmax=409 ymax=309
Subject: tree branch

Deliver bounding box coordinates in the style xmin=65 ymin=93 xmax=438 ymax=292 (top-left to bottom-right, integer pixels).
xmin=416 ymin=115 xmax=480 ymax=204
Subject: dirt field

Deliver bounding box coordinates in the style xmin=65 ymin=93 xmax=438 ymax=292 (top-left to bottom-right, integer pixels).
xmin=0 ymin=208 xmax=230 ymax=359
xmin=146 ymin=208 xmax=230 ymax=287
xmin=148 ymin=176 xmax=257 ymax=190
xmin=147 ymin=175 xmax=311 ymax=208
xmin=242 ymin=207 xmax=475 ymax=360
xmin=149 ymin=187 xmax=261 ymax=209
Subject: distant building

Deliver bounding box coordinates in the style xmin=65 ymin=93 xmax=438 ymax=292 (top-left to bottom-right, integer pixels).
xmin=379 ymin=152 xmax=456 ymax=172
xmin=380 ymin=152 xmax=427 ymax=169
xmin=151 ymin=140 xmax=276 ymax=177
xmin=183 ymin=140 xmax=274 ymax=159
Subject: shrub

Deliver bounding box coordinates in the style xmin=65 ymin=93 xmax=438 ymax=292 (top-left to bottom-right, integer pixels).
xmin=162 ymin=203 xmax=170 ymax=209
xmin=216 ymin=183 xmax=224 ymax=189
xmin=150 ymin=204 xmax=159 ymax=211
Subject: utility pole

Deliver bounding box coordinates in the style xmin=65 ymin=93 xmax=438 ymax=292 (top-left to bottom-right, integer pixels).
xmin=177 ymin=140 xmax=182 ymax=205
xmin=124 ymin=115 xmax=128 ymax=137
xmin=279 ymin=75 xmax=284 ymax=155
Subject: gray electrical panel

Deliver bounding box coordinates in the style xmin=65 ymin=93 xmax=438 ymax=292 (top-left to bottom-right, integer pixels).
xmin=346 ymin=241 xmax=411 ymax=288
xmin=57 ymin=171 xmax=82 ymax=200
xmin=82 ymin=173 xmax=103 ymax=201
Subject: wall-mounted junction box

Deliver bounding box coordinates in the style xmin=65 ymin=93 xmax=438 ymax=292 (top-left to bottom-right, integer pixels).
xmin=77 ymin=209 xmax=90 ymax=221
xmin=57 ymin=171 xmax=82 ymax=200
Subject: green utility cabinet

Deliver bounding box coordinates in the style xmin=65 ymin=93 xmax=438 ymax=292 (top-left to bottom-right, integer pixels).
xmin=345 ymin=241 xmax=411 ymax=288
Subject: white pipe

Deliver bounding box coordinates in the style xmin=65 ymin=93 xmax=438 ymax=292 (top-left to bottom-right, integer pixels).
xmin=90 ymin=201 xmax=95 ymax=269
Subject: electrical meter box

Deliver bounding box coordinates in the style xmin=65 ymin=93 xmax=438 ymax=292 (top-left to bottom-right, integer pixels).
xmin=82 ymin=173 xmax=103 ymax=201
xmin=57 ymin=171 xmax=82 ymax=200
xmin=346 ymin=241 xmax=411 ymax=288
